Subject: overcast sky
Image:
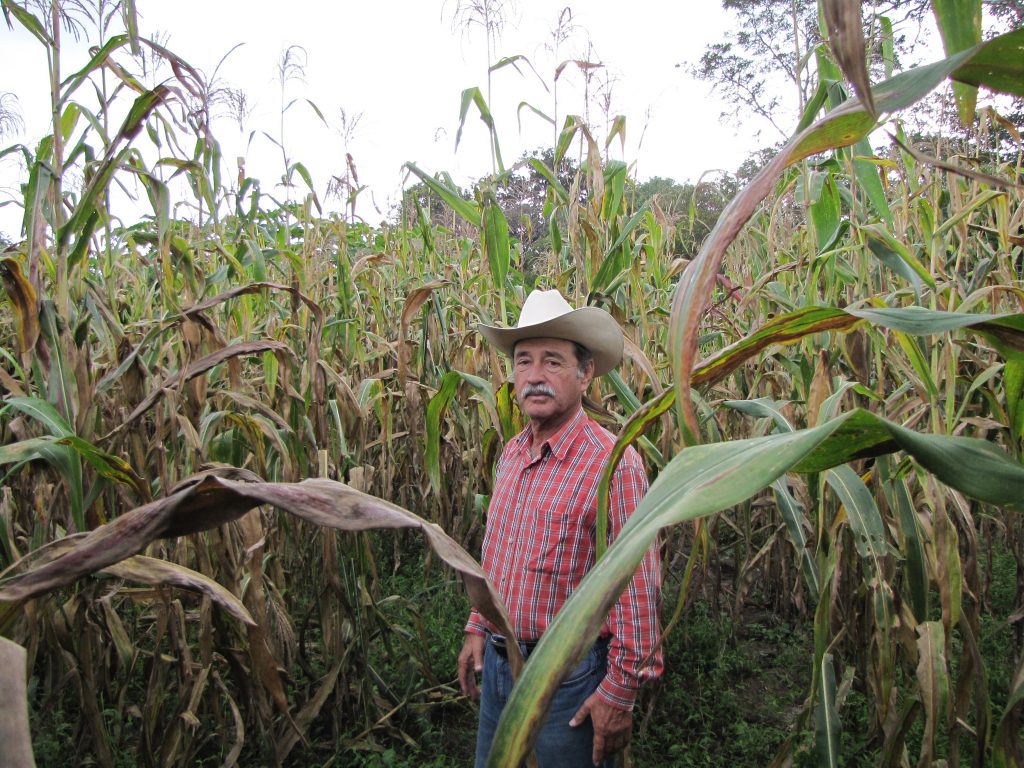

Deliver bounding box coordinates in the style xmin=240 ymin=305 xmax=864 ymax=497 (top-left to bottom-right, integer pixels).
xmin=1 ymin=1 xmax=770 ymax=235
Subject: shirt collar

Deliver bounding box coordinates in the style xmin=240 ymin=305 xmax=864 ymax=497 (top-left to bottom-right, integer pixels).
xmin=516 ymin=406 xmax=586 ymax=461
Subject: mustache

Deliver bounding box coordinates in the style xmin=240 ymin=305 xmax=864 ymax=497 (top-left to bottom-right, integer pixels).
xmin=520 ymin=383 xmax=556 ymax=398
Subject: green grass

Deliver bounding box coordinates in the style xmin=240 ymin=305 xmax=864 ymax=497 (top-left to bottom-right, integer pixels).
xmin=632 ymin=600 xmax=812 ymax=767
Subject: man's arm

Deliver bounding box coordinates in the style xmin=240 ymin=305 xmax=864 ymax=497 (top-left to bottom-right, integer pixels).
xmin=458 ymin=631 xmax=486 ymax=700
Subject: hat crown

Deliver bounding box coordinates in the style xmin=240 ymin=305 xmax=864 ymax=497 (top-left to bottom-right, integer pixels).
xmin=477 ymin=288 xmax=624 ymax=376
xmin=516 ymin=289 xmax=575 ymax=328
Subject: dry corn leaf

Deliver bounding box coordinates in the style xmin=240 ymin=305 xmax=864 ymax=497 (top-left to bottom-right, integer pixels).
xmin=0 ymin=257 xmax=40 ymax=362
xmin=0 ymin=638 xmax=35 ymax=768
xmin=0 ymin=473 xmax=520 ymax=662
xmin=108 ymin=340 xmax=294 ymax=437
xmin=823 ymin=0 xmax=876 ymax=115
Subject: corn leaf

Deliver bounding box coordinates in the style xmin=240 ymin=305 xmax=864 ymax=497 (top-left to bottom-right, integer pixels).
xmin=101 ymin=555 xmax=254 ymax=626
xmin=0 ymin=637 xmax=33 ymax=768
xmin=931 ymin=0 xmax=982 ymax=123
xmin=482 ymin=199 xmax=510 ymax=293
xmin=0 ymin=257 xmax=39 ymax=359
xmin=0 ymin=473 xmax=521 ymax=671
xmin=111 ymin=340 xmax=293 ymax=436
xmin=485 ymin=408 xmax=1023 ymax=765
xmin=823 ymin=0 xmax=875 ymax=115
xmin=916 ymin=621 xmax=950 ymax=765
xmin=814 ymin=653 xmax=841 ymax=768
xmin=403 ymin=162 xmax=480 ymax=224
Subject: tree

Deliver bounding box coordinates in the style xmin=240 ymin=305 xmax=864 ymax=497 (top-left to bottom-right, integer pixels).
xmin=691 ymin=0 xmax=1024 ymax=141
xmin=0 ymin=92 xmax=23 ymax=138
xmin=495 ymin=147 xmax=580 ymax=259
xmin=690 ymin=0 xmax=826 ymax=140
xmin=632 ymin=174 xmax=739 ymax=256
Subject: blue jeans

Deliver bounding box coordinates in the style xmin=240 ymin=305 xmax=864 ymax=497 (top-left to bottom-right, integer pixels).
xmin=474 ymin=637 xmax=616 ymax=768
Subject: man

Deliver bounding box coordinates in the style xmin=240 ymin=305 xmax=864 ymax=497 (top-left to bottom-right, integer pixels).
xmin=458 ymin=289 xmax=662 ymax=767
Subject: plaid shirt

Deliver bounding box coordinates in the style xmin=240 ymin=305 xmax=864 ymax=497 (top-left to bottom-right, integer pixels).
xmin=466 ymin=407 xmax=662 ymax=709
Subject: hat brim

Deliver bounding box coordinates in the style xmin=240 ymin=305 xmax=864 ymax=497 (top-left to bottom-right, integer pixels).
xmin=478 ymin=306 xmax=623 ymax=377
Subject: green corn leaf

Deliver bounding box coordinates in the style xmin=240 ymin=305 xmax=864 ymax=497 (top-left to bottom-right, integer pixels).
xmin=809 ymin=171 xmax=841 ymax=254
xmin=0 ymin=436 xmax=60 ymax=467
xmin=601 ymin=160 xmax=628 ymax=221
xmin=887 ymin=467 xmax=929 ymax=623
xmin=604 ymin=370 xmax=642 ymax=415
xmin=486 ymin=407 xmax=1023 ymax=766
xmin=852 ymin=143 xmax=893 ymax=223
xmin=403 ymin=162 xmax=480 ymax=224
xmin=288 ymin=161 xmax=321 ymax=214
xmin=605 ymin=115 xmax=626 ymax=151
xmin=122 ymin=0 xmax=139 ymax=54
xmin=0 ymin=433 xmax=145 ymax=500
xmin=949 ymin=27 xmax=1024 ymax=98
xmin=1005 ymin=358 xmax=1024 ymax=446
xmin=4 ymin=396 xmax=84 ymax=531
xmin=5 ymin=396 xmax=73 ymax=438
xmin=695 ymin=307 xmax=858 ymax=386
xmin=426 ymin=372 xmax=462 ymax=497
xmin=549 ymin=215 xmax=563 ymax=257
xmin=724 ymin=397 xmax=794 ymax=434
xmin=425 ymin=372 xmax=498 ymax=497
xmin=933 ymin=189 xmax=1007 ymax=240
xmin=554 ymin=115 xmax=579 ymax=168
xmin=516 ymin=100 xmax=555 ymax=130
xmin=496 ymin=382 xmax=516 ymax=442
xmin=589 ymin=244 xmax=628 ymax=297
xmin=825 ymin=465 xmax=891 ymax=562
xmin=893 ymin=330 xmax=939 ymax=399
xmin=850 ymin=306 xmax=1017 ymax=336
xmin=773 ymin=476 xmax=819 ymax=594
xmin=0 ymin=0 xmax=51 ymax=45
xmin=528 ymin=158 xmax=569 ymax=205
xmin=56 ymin=436 xmax=147 ymax=498
xmin=860 ymin=223 xmax=934 ymax=289
xmin=732 ymin=392 xmax=820 ymax=602
xmin=591 ymin=201 xmax=651 ymax=296
xmin=455 ymin=86 xmax=503 ymax=173
xmin=482 ymin=199 xmax=510 ymax=291
xmin=59 ymin=34 xmax=133 ymax=106
xmin=595 ymin=386 xmax=677 ymax=560
xmin=931 ymin=0 xmax=982 ymax=124
xmin=624 ymin=302 xmax=1022 ymax=461
xmin=787 ymin=28 xmax=1024 ymax=164
xmin=59 ymin=86 xmax=172 ymax=260
xmin=825 ymin=464 xmax=897 ymax=704
xmin=814 ymin=653 xmax=841 ymax=768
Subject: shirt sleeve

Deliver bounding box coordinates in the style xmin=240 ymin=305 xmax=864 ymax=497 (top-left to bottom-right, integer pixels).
xmin=465 ymin=609 xmax=487 ymax=636
xmin=596 ymin=450 xmax=663 ymax=710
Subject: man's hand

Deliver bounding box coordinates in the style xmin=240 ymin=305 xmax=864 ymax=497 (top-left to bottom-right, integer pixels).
xmin=570 ymin=691 xmax=632 ymax=765
xmin=457 ymin=633 xmax=486 ymax=700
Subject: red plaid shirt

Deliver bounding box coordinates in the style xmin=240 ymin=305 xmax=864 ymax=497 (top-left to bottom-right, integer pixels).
xmin=466 ymin=407 xmax=662 ymax=709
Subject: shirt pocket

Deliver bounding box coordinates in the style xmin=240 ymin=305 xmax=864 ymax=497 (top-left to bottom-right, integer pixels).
xmin=526 ymin=488 xmax=593 ymax=583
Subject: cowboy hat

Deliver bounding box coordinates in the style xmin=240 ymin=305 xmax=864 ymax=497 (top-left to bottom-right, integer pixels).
xmin=478 ymin=289 xmax=624 ymax=376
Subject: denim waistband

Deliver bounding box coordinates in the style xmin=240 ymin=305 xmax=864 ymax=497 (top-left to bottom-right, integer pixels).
xmin=488 ymin=633 xmax=608 ymax=660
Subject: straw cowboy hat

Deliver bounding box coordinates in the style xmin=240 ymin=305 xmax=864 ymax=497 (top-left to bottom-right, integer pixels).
xmin=478 ymin=289 xmax=624 ymax=376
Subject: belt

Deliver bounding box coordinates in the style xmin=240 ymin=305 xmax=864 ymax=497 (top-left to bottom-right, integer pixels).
xmin=489 ymin=634 xmax=538 ymax=659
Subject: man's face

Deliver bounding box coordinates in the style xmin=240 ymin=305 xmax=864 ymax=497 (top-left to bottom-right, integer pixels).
xmin=512 ymin=337 xmax=593 ymax=426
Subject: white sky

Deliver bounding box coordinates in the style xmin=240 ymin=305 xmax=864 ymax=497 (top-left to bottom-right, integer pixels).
xmin=1 ymin=1 xmax=770 ymax=236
